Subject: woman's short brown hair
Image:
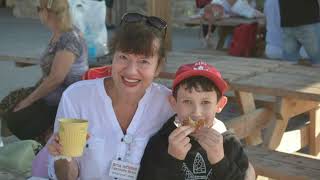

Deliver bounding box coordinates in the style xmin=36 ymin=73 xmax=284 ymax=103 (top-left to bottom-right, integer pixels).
xmin=109 ymin=22 xmax=167 ymax=69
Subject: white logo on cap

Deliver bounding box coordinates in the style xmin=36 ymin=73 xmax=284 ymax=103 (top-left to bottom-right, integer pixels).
xmin=194 ymin=65 xmax=205 ymax=70
xmin=193 ymin=61 xmax=209 ymax=71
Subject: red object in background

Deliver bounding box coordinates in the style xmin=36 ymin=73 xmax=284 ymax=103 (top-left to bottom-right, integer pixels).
xmin=82 ymin=65 xmax=112 ymax=80
xmin=228 ymin=23 xmax=258 ymax=57
xmin=196 ymin=0 xmax=212 ymax=8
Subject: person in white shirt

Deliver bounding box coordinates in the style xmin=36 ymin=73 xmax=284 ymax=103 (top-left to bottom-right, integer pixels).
xmin=202 ymin=0 xmax=263 ymax=42
xmin=47 ymin=12 xmax=173 ymax=180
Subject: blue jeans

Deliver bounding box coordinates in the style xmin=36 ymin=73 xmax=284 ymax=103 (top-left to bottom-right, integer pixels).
xmin=282 ymin=22 xmax=320 ymax=64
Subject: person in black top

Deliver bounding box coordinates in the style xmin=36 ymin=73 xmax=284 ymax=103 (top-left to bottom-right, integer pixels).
xmin=279 ymin=0 xmax=320 ymax=66
xmin=138 ymin=61 xmax=253 ymax=180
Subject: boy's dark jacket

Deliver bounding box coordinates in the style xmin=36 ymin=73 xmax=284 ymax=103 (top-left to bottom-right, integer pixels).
xmin=138 ymin=115 xmax=249 ymax=180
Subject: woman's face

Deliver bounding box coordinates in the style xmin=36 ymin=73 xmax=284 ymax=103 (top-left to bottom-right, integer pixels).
xmin=38 ymin=7 xmax=55 ymax=30
xmin=111 ymin=42 xmax=160 ymax=96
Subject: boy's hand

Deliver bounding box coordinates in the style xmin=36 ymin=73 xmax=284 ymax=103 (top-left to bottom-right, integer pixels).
xmin=193 ymin=128 xmax=224 ymax=164
xmin=168 ymin=126 xmax=195 ymax=160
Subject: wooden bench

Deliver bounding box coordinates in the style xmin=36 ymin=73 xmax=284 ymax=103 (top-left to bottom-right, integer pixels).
xmin=246 ymin=146 xmax=320 ymax=180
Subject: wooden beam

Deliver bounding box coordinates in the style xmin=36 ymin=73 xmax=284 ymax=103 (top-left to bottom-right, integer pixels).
xmin=275 ymin=97 xmax=319 ymax=120
xmin=225 ymin=108 xmax=272 ymax=139
xmin=264 ymin=98 xmax=290 ymax=150
xmin=309 ymin=104 xmax=320 ymax=157
xmin=158 ymin=71 xmax=174 ymax=80
xmin=113 ymin=0 xmax=127 ymax=25
xmin=235 ymin=91 xmax=263 ymax=145
xmin=147 ymin=0 xmax=172 ymax=50
xmin=265 ymin=97 xmax=320 ymax=151
xmin=0 ymin=55 xmax=38 ymax=66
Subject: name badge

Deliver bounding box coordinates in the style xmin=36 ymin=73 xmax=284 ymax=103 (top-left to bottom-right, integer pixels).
xmin=109 ymin=160 xmax=140 ymax=180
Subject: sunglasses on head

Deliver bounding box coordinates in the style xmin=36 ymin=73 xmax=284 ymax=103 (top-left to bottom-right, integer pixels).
xmin=120 ymin=13 xmax=168 ymax=38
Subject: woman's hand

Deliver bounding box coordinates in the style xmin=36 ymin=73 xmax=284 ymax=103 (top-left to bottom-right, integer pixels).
xmin=168 ymin=126 xmax=195 ymax=160
xmin=47 ymin=133 xmax=63 ymax=156
xmin=47 ymin=133 xmax=90 ymax=156
xmin=49 ymin=133 xmax=83 ymax=180
xmin=193 ymin=128 xmax=224 ymax=165
xmin=13 ymin=97 xmax=33 ymax=112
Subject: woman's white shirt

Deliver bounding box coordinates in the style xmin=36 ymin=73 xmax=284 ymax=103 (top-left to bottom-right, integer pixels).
xmin=48 ymin=78 xmax=174 ymax=179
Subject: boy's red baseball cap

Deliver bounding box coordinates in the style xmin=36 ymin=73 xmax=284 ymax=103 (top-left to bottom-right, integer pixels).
xmin=172 ymin=61 xmax=228 ymax=95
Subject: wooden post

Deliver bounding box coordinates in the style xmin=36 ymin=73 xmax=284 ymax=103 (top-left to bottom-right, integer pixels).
xmin=235 ymin=91 xmax=263 ymax=145
xmin=113 ymin=0 xmax=127 ymax=25
xmin=147 ymin=0 xmax=172 ymax=50
xmin=309 ymin=104 xmax=320 ymax=157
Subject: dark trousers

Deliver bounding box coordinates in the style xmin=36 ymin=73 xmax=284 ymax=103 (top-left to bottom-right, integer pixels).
xmin=4 ymin=99 xmax=57 ymax=143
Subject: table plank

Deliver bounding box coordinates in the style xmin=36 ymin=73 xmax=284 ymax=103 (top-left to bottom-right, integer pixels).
xmin=0 ymin=55 xmax=38 ymax=65
xmin=176 ymin=16 xmax=265 ymax=27
xmin=165 ymin=52 xmax=282 ymax=82
xmin=231 ymin=71 xmax=320 ymax=101
xmin=247 ymin=146 xmax=320 ymax=180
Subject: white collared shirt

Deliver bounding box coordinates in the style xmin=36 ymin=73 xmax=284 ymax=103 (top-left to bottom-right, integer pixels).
xmin=48 ymin=78 xmax=174 ymax=180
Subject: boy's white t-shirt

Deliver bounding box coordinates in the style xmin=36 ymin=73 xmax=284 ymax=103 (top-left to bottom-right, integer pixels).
xmin=48 ymin=78 xmax=174 ymax=180
xmin=213 ymin=118 xmax=228 ymax=133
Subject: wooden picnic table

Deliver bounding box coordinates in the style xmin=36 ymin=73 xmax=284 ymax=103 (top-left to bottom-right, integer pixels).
xmin=231 ymin=64 xmax=320 ymax=156
xmin=176 ymin=16 xmax=265 ymax=50
xmin=1 ymin=52 xmax=319 ymax=157
xmin=164 ymin=52 xmax=320 ymax=157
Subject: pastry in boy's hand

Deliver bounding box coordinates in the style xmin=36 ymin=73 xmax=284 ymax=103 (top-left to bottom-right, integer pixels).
xmin=174 ymin=117 xmax=206 ymax=131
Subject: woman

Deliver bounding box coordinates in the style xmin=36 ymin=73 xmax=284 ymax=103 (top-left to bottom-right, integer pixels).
xmin=47 ymin=13 xmax=255 ymax=180
xmin=3 ymin=0 xmax=88 ymax=144
xmin=47 ymin=12 xmax=171 ymax=179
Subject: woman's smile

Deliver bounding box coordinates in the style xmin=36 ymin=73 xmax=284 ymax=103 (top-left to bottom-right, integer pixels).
xmin=122 ymin=76 xmax=141 ymax=87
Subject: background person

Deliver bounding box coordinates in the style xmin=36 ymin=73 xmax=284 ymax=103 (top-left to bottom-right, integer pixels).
xmin=1 ymin=0 xmax=88 ymax=145
xmin=279 ymin=0 xmax=320 ymax=66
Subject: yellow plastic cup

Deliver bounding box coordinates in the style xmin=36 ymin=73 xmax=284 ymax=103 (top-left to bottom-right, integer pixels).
xmin=59 ymin=118 xmax=88 ymax=157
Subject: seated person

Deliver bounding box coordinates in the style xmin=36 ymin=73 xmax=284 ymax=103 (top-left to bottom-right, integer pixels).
xmin=202 ymin=0 xmax=264 ymax=43
xmin=138 ymin=61 xmax=251 ymax=180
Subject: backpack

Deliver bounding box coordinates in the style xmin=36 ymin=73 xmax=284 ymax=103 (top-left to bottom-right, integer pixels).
xmin=195 ymin=0 xmax=212 ymax=8
xmin=228 ymin=23 xmax=258 ymax=57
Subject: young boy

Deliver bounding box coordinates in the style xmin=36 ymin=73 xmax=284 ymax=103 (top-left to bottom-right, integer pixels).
xmin=138 ymin=61 xmax=249 ymax=180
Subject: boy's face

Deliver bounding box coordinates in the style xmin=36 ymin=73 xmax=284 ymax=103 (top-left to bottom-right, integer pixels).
xmin=169 ymin=85 xmax=227 ymax=129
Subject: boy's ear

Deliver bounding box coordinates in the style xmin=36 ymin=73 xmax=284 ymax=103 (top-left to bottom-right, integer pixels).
xmin=168 ymin=95 xmax=177 ymax=112
xmin=216 ymin=96 xmax=228 ymax=113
